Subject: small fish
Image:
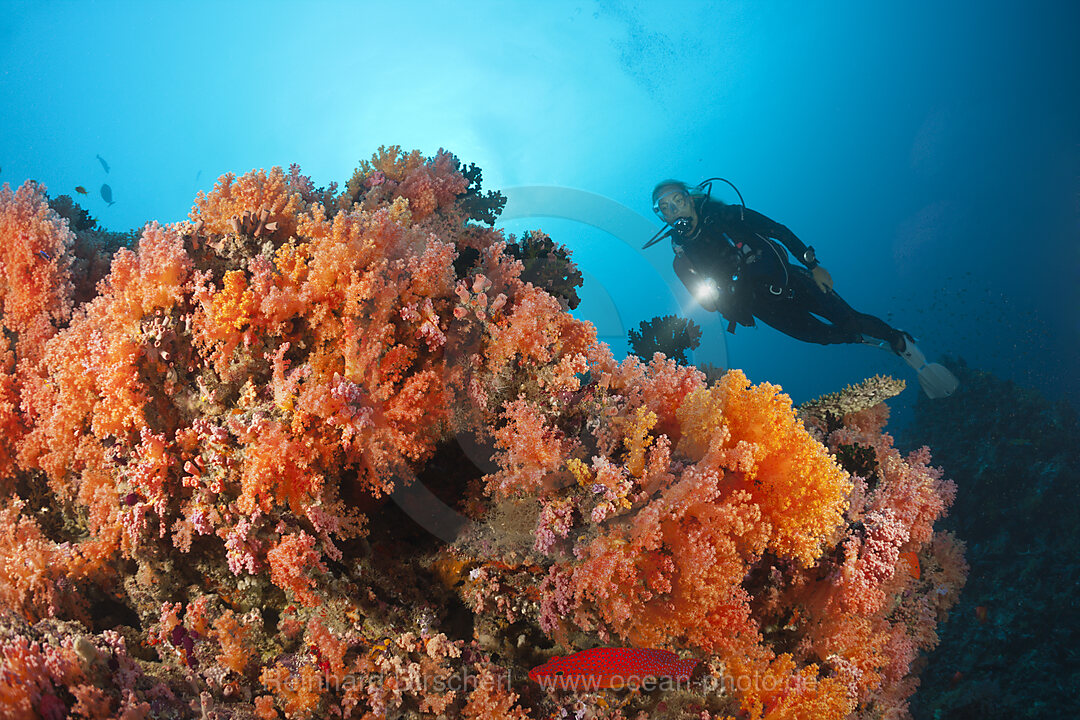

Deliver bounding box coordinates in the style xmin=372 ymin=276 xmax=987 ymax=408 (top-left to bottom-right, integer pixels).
xmin=900 ymin=551 xmax=920 ymax=580
xmin=529 ymin=648 xmax=699 ymax=691
xmin=96 ymin=154 xmax=110 ymax=173
xmin=974 ymin=606 xmax=988 ymax=624
xmin=75 ymin=186 xmax=88 ymax=195
xmin=38 ymin=250 xmax=52 ymax=261
xmin=100 ymin=183 xmax=115 ymax=206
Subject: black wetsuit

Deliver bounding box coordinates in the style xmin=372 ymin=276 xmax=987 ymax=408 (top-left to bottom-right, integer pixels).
xmin=671 ymin=199 xmax=903 ymax=349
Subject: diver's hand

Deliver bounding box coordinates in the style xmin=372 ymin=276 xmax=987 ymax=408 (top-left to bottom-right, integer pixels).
xmin=811 ymin=266 xmax=833 ymax=293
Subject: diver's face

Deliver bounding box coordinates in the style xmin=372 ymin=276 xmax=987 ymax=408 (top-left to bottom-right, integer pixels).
xmin=655 ymin=189 xmax=696 ymax=228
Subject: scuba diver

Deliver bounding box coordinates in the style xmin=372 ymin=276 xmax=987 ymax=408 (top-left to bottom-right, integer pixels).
xmin=643 ymin=178 xmax=958 ymax=398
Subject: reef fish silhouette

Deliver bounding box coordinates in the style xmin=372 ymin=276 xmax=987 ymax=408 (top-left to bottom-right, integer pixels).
xmin=529 ymin=648 xmax=699 ymax=690
xmin=100 ymin=183 xmax=115 ymax=206
xmin=96 ymin=154 xmax=110 ymax=173
xmin=75 ymin=186 xmax=88 ymax=195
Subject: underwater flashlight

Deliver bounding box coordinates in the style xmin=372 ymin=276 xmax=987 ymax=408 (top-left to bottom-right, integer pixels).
xmin=695 ymin=278 xmax=720 ymax=305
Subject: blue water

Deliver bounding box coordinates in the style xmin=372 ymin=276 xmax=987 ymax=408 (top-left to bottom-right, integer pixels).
xmin=1 ymin=0 xmax=1076 ymax=408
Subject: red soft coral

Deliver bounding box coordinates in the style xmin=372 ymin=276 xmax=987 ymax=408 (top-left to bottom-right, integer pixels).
xmin=266 ymin=532 xmax=327 ymax=608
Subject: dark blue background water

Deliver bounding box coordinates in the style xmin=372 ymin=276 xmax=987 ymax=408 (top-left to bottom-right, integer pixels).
xmin=2 ymin=1 xmax=1076 ymax=411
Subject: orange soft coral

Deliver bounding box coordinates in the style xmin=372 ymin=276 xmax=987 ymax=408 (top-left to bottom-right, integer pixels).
xmin=0 ymin=349 xmax=22 ymax=485
xmin=462 ymin=666 xmax=531 ymax=720
xmin=487 ymin=347 xmax=957 ymax=719
xmin=680 ymin=370 xmax=852 ymax=567
xmin=0 ymin=501 xmax=114 ymax=624
xmin=530 ymin=365 xmax=849 ymax=637
xmin=488 ymin=399 xmax=573 ymax=499
xmin=0 ymin=151 xmax=965 ymax=720
xmin=190 ymin=166 xmax=309 ymax=240
xmin=357 ymin=144 xmax=426 ymax=183
xmin=0 ymin=181 xmax=75 ymax=359
xmin=266 ymin=532 xmax=327 ymax=608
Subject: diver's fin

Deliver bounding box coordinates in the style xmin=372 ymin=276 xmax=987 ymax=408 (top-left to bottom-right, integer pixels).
xmin=897 ymin=335 xmax=927 ymax=369
xmin=896 ymin=335 xmax=959 ymax=399
xmin=916 ymin=363 xmax=959 ymax=399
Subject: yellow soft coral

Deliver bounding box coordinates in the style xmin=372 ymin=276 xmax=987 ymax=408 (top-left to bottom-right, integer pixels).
xmin=623 ymin=405 xmax=657 ymax=478
xmin=273 ymin=240 xmax=310 ymax=286
xmin=567 ymin=457 xmax=592 ymax=487
xmin=677 ymin=369 xmax=852 ymax=566
xmin=211 ymin=270 xmax=256 ymax=332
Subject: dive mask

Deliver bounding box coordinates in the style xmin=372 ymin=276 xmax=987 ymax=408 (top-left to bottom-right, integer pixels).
xmin=653 ymin=188 xmax=691 ymax=224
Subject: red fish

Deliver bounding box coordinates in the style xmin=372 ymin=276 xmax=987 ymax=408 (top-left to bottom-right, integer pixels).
xmin=974 ymin=606 xmax=988 ymax=624
xmin=900 ymin=551 xmax=920 ymax=580
xmin=529 ymin=648 xmax=699 ymax=691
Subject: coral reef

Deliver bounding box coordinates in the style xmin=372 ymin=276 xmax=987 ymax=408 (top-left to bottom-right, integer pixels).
xmin=627 ymin=315 xmax=703 ymax=366
xmin=798 ymin=375 xmax=907 ymax=430
xmin=503 ymin=231 xmax=583 ymax=312
xmin=0 ymin=148 xmax=964 ymax=719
